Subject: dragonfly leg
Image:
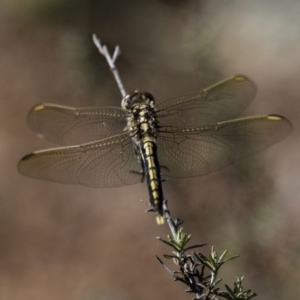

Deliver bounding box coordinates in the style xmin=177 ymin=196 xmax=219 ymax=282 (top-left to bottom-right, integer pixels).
xmin=145 ymin=207 xmax=154 ymax=213
xmin=160 ymin=165 xmax=170 ymax=172
xmin=129 ymin=170 xmax=145 ymax=182
xmin=160 ymin=165 xmax=169 ymax=182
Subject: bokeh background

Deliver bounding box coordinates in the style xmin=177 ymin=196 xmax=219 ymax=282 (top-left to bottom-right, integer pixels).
xmin=1 ymin=0 xmax=299 ymax=299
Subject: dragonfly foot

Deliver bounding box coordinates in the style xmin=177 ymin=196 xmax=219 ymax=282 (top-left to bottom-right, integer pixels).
xmin=130 ymin=170 xmax=145 ymax=182
xmin=160 ymin=165 xmax=170 ymax=172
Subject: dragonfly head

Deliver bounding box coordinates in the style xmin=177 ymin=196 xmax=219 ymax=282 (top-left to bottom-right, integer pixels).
xmin=122 ymin=91 xmax=155 ymax=111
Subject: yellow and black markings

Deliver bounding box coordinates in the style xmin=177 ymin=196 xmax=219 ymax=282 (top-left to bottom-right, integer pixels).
xmin=142 ymin=140 xmax=163 ymax=215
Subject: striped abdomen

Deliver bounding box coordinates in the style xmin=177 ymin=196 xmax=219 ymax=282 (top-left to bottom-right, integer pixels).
xmin=141 ymin=138 xmax=164 ymax=216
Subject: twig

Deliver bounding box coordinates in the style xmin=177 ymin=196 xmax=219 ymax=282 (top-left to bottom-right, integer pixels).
xmin=161 ymin=200 xmax=203 ymax=299
xmin=162 ymin=199 xmax=182 ymax=240
xmin=92 ymin=34 xmax=127 ymax=97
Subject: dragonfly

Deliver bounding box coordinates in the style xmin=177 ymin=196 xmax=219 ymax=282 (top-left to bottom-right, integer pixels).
xmin=18 ymin=75 xmax=292 ymax=217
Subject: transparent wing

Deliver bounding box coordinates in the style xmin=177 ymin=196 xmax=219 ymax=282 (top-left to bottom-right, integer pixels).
xmin=18 ymin=133 xmax=143 ymax=188
xmin=157 ymin=115 xmax=292 ymax=178
xmin=27 ymin=104 xmax=128 ymax=146
xmin=155 ymin=75 xmax=257 ymax=127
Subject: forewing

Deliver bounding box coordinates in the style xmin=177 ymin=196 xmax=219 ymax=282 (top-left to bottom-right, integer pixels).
xmin=28 ymin=104 xmax=128 ymax=145
xmin=156 ymin=75 xmax=257 ymax=127
xmin=157 ymin=115 xmax=292 ymax=178
xmin=18 ymin=133 xmax=142 ymax=188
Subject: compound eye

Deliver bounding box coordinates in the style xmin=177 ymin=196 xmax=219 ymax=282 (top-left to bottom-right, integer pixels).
xmin=121 ymin=95 xmax=131 ymax=110
xmin=143 ymin=92 xmax=155 ymax=106
xmin=144 ymin=92 xmax=154 ymax=101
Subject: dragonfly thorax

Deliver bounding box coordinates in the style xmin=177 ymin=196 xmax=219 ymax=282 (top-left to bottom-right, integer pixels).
xmin=121 ymin=91 xmax=155 ymax=111
xmin=123 ymin=91 xmax=158 ymax=145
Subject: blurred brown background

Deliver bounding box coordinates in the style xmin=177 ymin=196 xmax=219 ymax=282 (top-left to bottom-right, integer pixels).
xmin=0 ymin=0 xmax=299 ymax=299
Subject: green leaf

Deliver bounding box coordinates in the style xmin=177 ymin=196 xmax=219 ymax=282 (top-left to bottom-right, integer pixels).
xmin=214 ymin=278 xmax=222 ymax=286
xmin=156 ymin=237 xmax=181 ymax=251
xmin=163 ymin=254 xmax=180 ymax=261
xmin=184 ymin=244 xmax=206 ymax=252
xmin=219 ymin=249 xmax=228 ymax=262
xmin=222 ymin=255 xmax=239 ymax=264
